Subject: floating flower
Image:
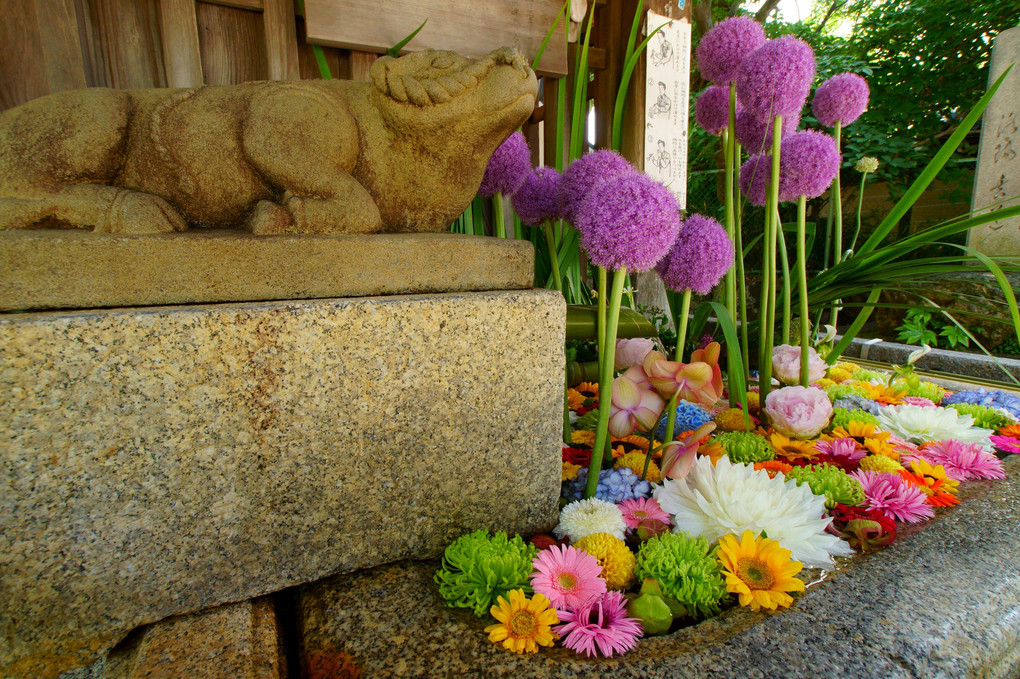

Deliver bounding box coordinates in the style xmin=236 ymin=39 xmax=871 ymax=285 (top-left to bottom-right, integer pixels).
xmin=813 ymin=437 xmax=867 ymax=464
xmin=555 ymin=591 xmax=643 ymax=658
xmin=656 ymin=401 xmax=713 ymax=440
xmin=714 ymin=407 xmax=757 ymax=432
xmin=562 ymin=461 xmax=582 ymax=481
xmin=734 ymin=109 xmax=799 ymax=153
xmin=829 ymin=503 xmax=896 ymax=551
xmin=765 ymin=386 xmax=833 ymax=439
xmin=754 ymin=459 xmax=794 ymax=478
xmin=828 ymin=420 xmax=888 ymax=443
xmin=435 ymin=530 xmax=538 ymax=616
xmin=777 ymin=130 xmax=841 ymax=202
xmin=644 ymin=350 xmax=723 ymax=406
xmin=695 ymin=16 xmax=767 ymax=85
xmin=738 ymin=152 xmax=770 ymax=207
xmin=772 ymin=344 xmax=827 ymax=386
xmin=991 ymin=435 xmax=1020 ymax=455
xmin=484 ymin=589 xmax=559 ymax=654
xmin=812 ymin=72 xmax=869 ymax=127
xmin=832 ymin=395 xmax=882 ymax=415
xmin=530 ymin=544 xmax=607 ymax=610
xmin=617 ymin=497 xmax=670 ymax=530
xmin=784 ymin=463 xmax=865 ymax=509
xmin=563 ymin=446 xmax=591 ymax=466
xmin=655 ymin=456 xmax=852 ymax=568
xmin=850 ymin=470 xmax=935 ymax=523
xmin=717 ymin=530 xmax=805 ymax=612
xmin=901 ymin=396 xmax=937 ymax=408
xmin=899 ymin=459 xmax=960 ymax=507
xmin=614 ymin=338 xmax=656 ymax=371
xmin=858 ymin=382 xmax=907 ymax=406
xmin=574 ymin=533 xmax=637 ymax=590
xmin=660 ymin=422 xmax=716 ymax=480
xmin=736 ymin=36 xmax=816 ymax=119
xmin=634 ymin=531 xmax=729 ymax=618
xmin=510 ymin=167 xmax=562 ymax=226
xmin=558 ymin=150 xmax=637 ymax=226
xmin=608 ymin=374 xmax=665 ymax=438
xmin=946 ymin=403 xmax=1015 ymax=431
xmin=575 ymin=174 xmax=681 ymax=272
xmin=564 ymin=467 xmax=652 ymax=504
xmin=479 ymin=131 xmax=531 ymax=197
xmin=878 ymin=405 xmax=993 ymax=447
xmin=998 ymin=423 xmax=1020 ymax=439
xmin=655 ymin=214 xmax=734 ymax=296
xmin=554 ymin=498 xmax=627 ymax=543
xmin=714 ymin=431 xmax=776 ymax=464
xmin=859 ymin=454 xmax=904 ymax=474
xmin=615 ymin=451 xmax=660 ymax=483
xmin=920 ymin=439 xmax=1006 ymax=480
xmin=695 ymin=85 xmax=734 ymax=135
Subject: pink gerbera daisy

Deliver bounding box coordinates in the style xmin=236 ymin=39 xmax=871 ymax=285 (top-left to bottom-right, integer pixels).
xmin=921 ymin=440 xmax=1006 ymax=481
xmin=850 ymin=470 xmax=935 ymax=523
xmin=990 ymin=435 xmax=1020 ymax=455
xmin=617 ymin=497 xmax=670 ymax=530
xmin=555 ymin=590 xmax=643 ymax=658
xmin=530 ymin=544 xmax=607 ymax=610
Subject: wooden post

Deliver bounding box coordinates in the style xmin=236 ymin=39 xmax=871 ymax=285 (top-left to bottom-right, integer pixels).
xmin=158 ymin=0 xmax=204 ymax=87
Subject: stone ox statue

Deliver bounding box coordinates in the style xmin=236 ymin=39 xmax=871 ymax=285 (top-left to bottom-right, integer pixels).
xmin=0 ymin=47 xmax=537 ymax=235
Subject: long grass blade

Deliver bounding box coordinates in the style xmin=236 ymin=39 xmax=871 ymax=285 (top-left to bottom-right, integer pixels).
xmin=387 ymin=19 xmax=427 ymax=57
xmin=707 ymin=302 xmax=749 ymax=427
xmin=826 ymin=288 xmax=882 ymax=364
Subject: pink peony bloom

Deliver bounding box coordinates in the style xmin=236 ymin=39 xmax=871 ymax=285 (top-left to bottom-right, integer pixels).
xmin=531 ymin=544 xmax=608 ymax=610
xmin=608 ymin=374 xmax=665 ymax=438
xmin=617 ymin=497 xmax=670 ymax=530
xmin=771 ymin=344 xmax=827 ymax=385
xmin=851 ymin=470 xmax=935 ymax=523
xmin=555 ymin=590 xmax=643 ymax=658
xmin=921 ymin=440 xmax=1006 ymax=481
xmin=990 ymin=435 xmax=1020 ymax=455
xmin=764 ymin=386 xmax=833 ymax=439
xmin=813 ymin=437 xmax=867 ymax=463
xmin=615 ymin=338 xmax=656 ymax=371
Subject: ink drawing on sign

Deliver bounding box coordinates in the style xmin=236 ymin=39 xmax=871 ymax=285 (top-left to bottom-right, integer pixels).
xmin=643 ymin=11 xmax=690 ymax=209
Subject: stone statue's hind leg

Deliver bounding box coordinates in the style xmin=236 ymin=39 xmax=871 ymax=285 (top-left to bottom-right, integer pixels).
xmin=0 ymin=185 xmax=187 ymax=234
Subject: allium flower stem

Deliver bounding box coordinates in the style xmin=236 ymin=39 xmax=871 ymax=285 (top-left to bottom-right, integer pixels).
xmin=597 ymin=266 xmax=608 ymax=373
xmin=724 ymin=83 xmax=739 ymax=407
xmin=797 ymin=195 xmax=810 ymax=386
xmin=777 ymin=205 xmax=791 ymax=347
xmin=662 ymin=289 xmax=693 ymax=448
xmin=828 ymin=121 xmax=843 ymax=330
xmin=733 ymin=142 xmax=750 ymax=381
xmin=493 ymin=192 xmax=507 ymax=238
xmin=542 ymin=220 xmax=563 ymax=293
xmin=760 ymin=115 xmax=783 ymax=409
xmin=585 ymin=267 xmax=629 ymax=499
xmin=850 ymin=169 xmax=869 ymax=255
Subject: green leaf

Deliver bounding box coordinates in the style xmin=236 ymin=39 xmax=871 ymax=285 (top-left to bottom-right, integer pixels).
xmin=827 ymin=288 xmax=882 ymax=365
xmin=387 ymin=19 xmax=427 ymax=57
xmin=706 ymin=302 xmax=748 ymax=428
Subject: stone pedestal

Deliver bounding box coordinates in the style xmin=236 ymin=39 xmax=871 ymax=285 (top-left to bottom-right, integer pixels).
xmin=1 ymin=252 xmax=564 ymax=677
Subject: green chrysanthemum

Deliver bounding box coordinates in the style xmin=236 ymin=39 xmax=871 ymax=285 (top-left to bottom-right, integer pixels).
xmin=784 ymin=463 xmax=865 ymax=509
xmin=635 ymin=532 xmax=729 ymax=619
xmin=829 ymin=407 xmax=880 ymax=430
xmin=824 ymin=383 xmax=868 ymax=403
xmin=902 ymin=381 xmax=945 ymax=404
xmin=713 ymin=431 xmax=775 ymax=464
xmin=946 ymin=403 xmax=1014 ymax=431
xmin=575 ymin=408 xmax=600 ymax=432
xmin=434 ymin=530 xmax=538 ymax=616
xmin=851 ymin=368 xmax=886 ymax=382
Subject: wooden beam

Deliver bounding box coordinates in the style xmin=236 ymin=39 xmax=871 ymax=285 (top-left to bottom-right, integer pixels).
xmin=33 ymin=0 xmax=87 ymax=94
xmin=159 ymin=0 xmax=204 ymax=87
xmin=263 ymin=0 xmax=300 ymax=79
xmin=202 ymin=0 xmax=264 ymax=10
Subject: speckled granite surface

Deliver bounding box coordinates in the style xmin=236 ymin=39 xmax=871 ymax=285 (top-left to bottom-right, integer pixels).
xmin=297 ymin=455 xmax=1020 ymax=679
xmin=1 ymin=290 xmax=564 ymax=678
xmin=0 ymin=230 xmax=533 ymax=311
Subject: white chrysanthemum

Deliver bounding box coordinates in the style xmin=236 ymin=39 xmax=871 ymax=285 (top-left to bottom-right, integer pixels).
xmin=654 ymin=456 xmax=852 ymax=569
xmin=878 ymin=404 xmax=993 ymax=448
xmin=553 ymin=498 xmax=627 ymax=543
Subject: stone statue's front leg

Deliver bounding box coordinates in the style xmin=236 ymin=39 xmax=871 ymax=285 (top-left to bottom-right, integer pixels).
xmin=245 ymin=176 xmax=382 ymax=235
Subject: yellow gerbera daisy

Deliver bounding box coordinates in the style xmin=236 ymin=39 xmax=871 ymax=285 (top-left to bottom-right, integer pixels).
xmin=567 ymin=388 xmax=585 ymax=411
xmin=484 ymin=589 xmax=559 ymax=654
xmin=769 ymin=432 xmax=819 ymax=461
xmin=829 ymin=422 xmax=890 ymax=443
xmin=574 ymin=532 xmax=636 ymax=590
xmin=858 ymin=382 xmax=907 ymax=405
xmin=863 ymin=436 xmax=899 ymax=460
xmin=717 ymin=530 xmax=805 ymax=612
xmin=615 ymin=451 xmax=660 ymax=483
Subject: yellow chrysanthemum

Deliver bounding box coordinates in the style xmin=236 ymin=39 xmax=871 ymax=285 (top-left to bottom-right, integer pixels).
xmin=562 ymin=461 xmax=582 ymax=481
xmin=717 ymin=530 xmax=805 ymax=612
xmin=769 ymin=432 xmax=819 ymax=461
xmin=571 ymin=430 xmax=596 ymax=449
xmin=714 ymin=408 xmax=755 ymax=432
xmin=834 ymin=361 xmax=860 ymax=373
xmin=815 ymin=377 xmax=837 ymax=388
xmin=484 ymin=589 xmax=559 ymax=654
xmin=826 ymin=367 xmax=853 ymax=383
xmin=574 ymin=533 xmax=636 ymax=590
xmin=859 ymin=454 xmax=904 ymax=473
xmin=567 ymin=388 xmax=585 ymax=411
xmin=615 ymin=451 xmax=660 ymax=483
xmin=863 ymin=436 xmax=899 ymax=460
xmin=858 ymin=382 xmax=907 ymax=405
xmin=745 ymin=392 xmax=762 ymax=417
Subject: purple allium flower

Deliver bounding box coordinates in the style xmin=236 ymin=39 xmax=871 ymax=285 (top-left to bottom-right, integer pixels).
xmin=777 ymin=129 xmax=841 ymax=201
xmin=655 ymin=214 xmax=733 ymax=295
xmin=812 ymin=72 xmax=870 ymax=127
xmin=555 ymin=590 xmax=643 ymax=658
xmin=736 ymin=36 xmax=816 ymax=119
xmin=696 ymin=16 xmax=767 ymax=86
xmin=695 ymin=85 xmax=736 ymax=136
xmin=734 ymin=109 xmax=799 ymax=154
xmin=575 ymin=173 xmax=680 ymax=272
xmin=738 ymin=152 xmax=770 ymax=207
xmin=558 ymin=150 xmax=637 ymax=226
xmin=478 ymin=131 xmax=531 ymax=197
xmin=510 ymin=167 xmax=563 ymax=226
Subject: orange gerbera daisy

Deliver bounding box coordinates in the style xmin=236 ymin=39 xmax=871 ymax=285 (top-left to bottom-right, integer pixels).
xmin=754 ymin=460 xmax=794 ymax=478
xmin=612 ymin=435 xmax=651 ymax=454
xmin=998 ymin=423 xmax=1020 ymax=439
xmin=899 ymin=459 xmax=960 ymax=507
xmin=769 ymin=432 xmax=819 ymax=461
xmin=857 ymin=382 xmax=907 ymax=406
xmin=567 ymin=388 xmax=586 ymax=411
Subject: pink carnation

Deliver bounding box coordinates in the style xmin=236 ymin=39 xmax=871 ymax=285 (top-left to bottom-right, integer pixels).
xmin=531 ymin=544 xmax=608 ymax=610
xmin=617 ymin=497 xmax=670 ymax=530
xmin=851 ymin=470 xmax=935 ymax=523
xmin=771 ymin=344 xmax=827 ymax=386
xmin=921 ymin=440 xmax=1006 ymax=481
xmin=764 ymin=385 xmax=833 ymax=439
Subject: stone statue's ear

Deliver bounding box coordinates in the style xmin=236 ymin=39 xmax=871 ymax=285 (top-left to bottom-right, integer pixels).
xmin=370 ymin=56 xmax=396 ymax=94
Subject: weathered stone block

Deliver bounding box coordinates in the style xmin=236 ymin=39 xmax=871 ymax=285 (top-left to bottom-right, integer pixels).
xmin=1 ymin=290 xmax=564 ymax=678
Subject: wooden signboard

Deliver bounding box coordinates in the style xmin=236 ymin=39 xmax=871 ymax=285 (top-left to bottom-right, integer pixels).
xmin=303 ymin=0 xmax=567 ymax=77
